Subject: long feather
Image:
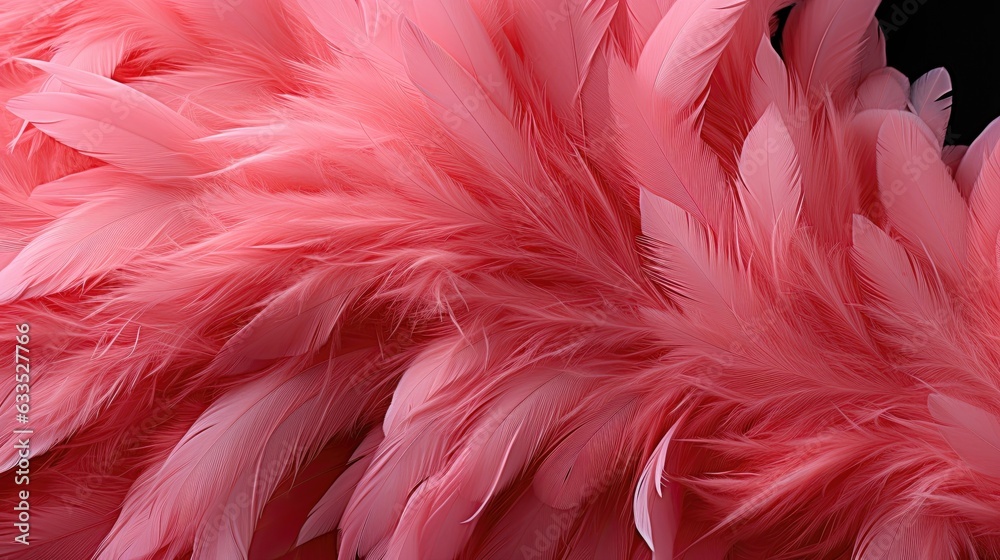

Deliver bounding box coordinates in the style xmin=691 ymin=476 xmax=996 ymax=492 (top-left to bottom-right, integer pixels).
xmin=10 ymin=35 xmax=129 ymax=148
xmin=737 ymin=104 xmax=802 ymax=260
xmin=297 ymin=430 xmax=384 ymax=547
xmin=625 ymin=0 xmax=676 ymax=48
xmin=0 ymin=183 xmax=206 ymax=303
xmin=401 ymin=18 xmax=533 ymax=180
xmin=383 ymin=337 xmax=487 ymax=436
xmin=851 ymin=214 xmax=946 ymax=323
xmin=7 ymin=59 xmax=215 ymax=179
xmin=216 ymin=267 xmax=368 ymax=374
xmin=611 ymin=54 xmax=731 ymax=226
xmin=783 ymin=0 xmax=880 ymax=98
xmin=96 ymin=352 xmax=376 ymax=560
xmin=749 ymin=36 xmax=791 ymax=120
xmin=533 ymin=397 xmax=637 ymax=510
xmin=386 ymin=371 xmax=593 ymax=559
xmin=968 ymin=142 xmax=1000 ymax=268
xmin=640 ymin=187 xmax=747 ymax=326
xmin=876 ymin=111 xmax=967 ymax=282
xmin=409 ymin=0 xmax=515 ymax=115
xmin=513 ymin=0 xmax=618 ymax=121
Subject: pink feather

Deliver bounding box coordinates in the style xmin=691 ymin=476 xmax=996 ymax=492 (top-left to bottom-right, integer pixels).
xmin=909 ymin=68 xmax=953 ymax=147
xmin=876 ymin=111 xmax=967 ymax=282
xmin=737 ymin=104 xmax=803 ymax=259
xmin=1 ymin=1 xmax=1000 ymax=558
xmin=782 ymin=0 xmax=880 ymax=99
xmin=7 ymin=59 xmax=216 ymax=179
xmin=929 ymin=394 xmax=1000 ymax=479
xmin=513 ymin=0 xmax=618 ymax=121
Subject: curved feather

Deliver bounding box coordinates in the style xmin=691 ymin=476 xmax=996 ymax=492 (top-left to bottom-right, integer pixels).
xmin=956 ymin=116 xmax=1000 ymax=197
xmin=383 ymin=337 xmax=487 ymax=436
xmin=909 ymin=68 xmax=952 ymax=147
xmin=633 ymin=418 xmax=684 ymax=558
xmin=636 ymin=0 xmax=746 ymax=116
xmin=7 ymin=59 xmax=215 ymax=179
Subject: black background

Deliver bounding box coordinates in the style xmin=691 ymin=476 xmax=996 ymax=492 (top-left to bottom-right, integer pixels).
xmin=876 ymin=0 xmax=1000 ymax=144
xmin=773 ymin=2 xmax=1000 ymax=144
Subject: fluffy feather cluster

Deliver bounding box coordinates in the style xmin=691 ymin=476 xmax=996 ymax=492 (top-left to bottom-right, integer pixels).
xmin=1 ymin=0 xmax=999 ymax=558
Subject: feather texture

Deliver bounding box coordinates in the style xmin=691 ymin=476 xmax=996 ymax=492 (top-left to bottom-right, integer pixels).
xmin=737 ymin=104 xmax=802 ymax=259
xmin=1 ymin=1 xmax=1000 ymax=559
xmin=0 ymin=182 xmax=206 ymax=303
xmin=876 ymin=111 xmax=967 ymax=282
xmin=7 ymin=59 xmax=215 ymax=179
xmin=783 ymin=0 xmax=880 ymax=99
xmin=928 ymin=394 xmax=1000 ymax=479
xmin=909 ymin=68 xmax=953 ymax=147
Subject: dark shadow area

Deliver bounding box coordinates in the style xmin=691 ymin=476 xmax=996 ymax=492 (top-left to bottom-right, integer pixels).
xmin=877 ymin=0 xmax=1000 ymax=144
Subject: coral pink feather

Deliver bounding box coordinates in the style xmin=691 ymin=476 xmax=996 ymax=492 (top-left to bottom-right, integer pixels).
xmin=1 ymin=0 xmax=999 ymax=558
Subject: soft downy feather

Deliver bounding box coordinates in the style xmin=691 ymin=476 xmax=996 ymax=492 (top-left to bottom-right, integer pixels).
xmin=3 ymin=0 xmax=1000 ymax=558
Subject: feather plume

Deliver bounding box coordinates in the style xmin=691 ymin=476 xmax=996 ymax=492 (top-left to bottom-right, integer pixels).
xmin=2 ymin=1 xmax=1000 ymax=559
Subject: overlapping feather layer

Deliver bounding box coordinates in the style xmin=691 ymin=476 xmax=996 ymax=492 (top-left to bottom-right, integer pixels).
xmin=0 ymin=0 xmax=998 ymax=558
